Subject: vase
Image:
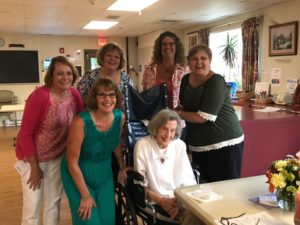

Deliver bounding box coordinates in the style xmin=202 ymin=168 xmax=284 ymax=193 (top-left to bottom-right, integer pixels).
xmin=276 ymin=191 xmax=295 ymax=211
xmin=226 ymin=82 xmax=238 ymax=99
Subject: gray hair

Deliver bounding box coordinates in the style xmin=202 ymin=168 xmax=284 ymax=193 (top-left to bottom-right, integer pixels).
xmin=148 ymin=109 xmax=182 ymax=139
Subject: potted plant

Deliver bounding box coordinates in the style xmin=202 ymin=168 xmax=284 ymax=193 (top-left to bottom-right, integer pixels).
xmin=219 ymin=33 xmax=238 ymax=70
xmin=219 ymin=33 xmax=239 ymax=98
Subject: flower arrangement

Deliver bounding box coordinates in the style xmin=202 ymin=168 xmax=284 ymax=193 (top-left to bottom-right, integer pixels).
xmin=266 ymin=157 xmax=300 ymax=211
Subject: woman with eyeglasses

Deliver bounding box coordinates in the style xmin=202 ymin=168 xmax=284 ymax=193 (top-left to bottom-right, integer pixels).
xmin=60 ymin=78 xmax=128 ymax=225
xmin=77 ymin=43 xmax=134 ymax=186
xmin=134 ymin=109 xmax=201 ymax=225
xmin=142 ymin=31 xmax=189 ymax=109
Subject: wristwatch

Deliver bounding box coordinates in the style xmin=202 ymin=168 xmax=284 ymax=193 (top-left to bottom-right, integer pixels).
xmin=0 ymin=37 xmax=5 ymax=47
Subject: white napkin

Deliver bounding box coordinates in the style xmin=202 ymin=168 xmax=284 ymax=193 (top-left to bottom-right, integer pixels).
xmin=186 ymin=189 xmax=223 ymax=202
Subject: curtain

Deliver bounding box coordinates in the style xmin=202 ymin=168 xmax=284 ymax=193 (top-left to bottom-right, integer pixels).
xmin=241 ymin=16 xmax=261 ymax=92
xmin=198 ymin=28 xmax=210 ymax=46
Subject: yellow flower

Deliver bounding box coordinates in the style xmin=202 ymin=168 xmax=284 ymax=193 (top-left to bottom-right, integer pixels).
xmin=266 ymin=158 xmax=300 ymax=198
xmin=271 ymin=173 xmax=286 ymax=188
xmin=274 ymin=160 xmax=288 ymax=171
xmin=287 ymin=185 xmax=297 ymax=194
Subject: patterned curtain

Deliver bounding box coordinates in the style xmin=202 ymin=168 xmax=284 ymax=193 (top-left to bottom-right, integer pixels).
xmin=198 ymin=28 xmax=210 ymax=46
xmin=241 ymin=17 xmax=261 ymax=92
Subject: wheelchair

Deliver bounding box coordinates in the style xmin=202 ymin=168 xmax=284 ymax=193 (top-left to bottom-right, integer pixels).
xmin=115 ymin=83 xmax=200 ymax=225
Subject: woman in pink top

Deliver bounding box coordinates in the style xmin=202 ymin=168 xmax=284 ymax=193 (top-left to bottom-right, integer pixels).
xmin=15 ymin=56 xmax=84 ymax=225
xmin=142 ymin=31 xmax=189 ymax=109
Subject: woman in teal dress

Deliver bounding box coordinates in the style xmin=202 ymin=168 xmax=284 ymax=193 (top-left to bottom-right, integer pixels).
xmin=60 ymin=78 xmax=127 ymax=225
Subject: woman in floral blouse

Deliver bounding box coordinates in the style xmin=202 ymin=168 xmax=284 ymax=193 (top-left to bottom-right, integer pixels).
xmin=142 ymin=31 xmax=189 ymax=109
xmin=77 ymin=42 xmax=134 ymax=111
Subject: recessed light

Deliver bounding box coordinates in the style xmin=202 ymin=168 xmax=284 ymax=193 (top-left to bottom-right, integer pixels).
xmin=107 ymin=0 xmax=158 ymax=12
xmin=83 ymin=21 xmax=119 ymax=30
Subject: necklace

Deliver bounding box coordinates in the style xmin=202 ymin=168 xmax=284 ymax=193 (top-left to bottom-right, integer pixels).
xmin=161 ymin=63 xmax=175 ymax=73
xmin=91 ymin=111 xmax=113 ymax=136
xmin=159 ymin=148 xmax=167 ymax=164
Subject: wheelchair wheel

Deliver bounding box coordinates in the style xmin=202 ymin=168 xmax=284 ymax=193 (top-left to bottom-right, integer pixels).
xmin=115 ymin=182 xmax=138 ymax=225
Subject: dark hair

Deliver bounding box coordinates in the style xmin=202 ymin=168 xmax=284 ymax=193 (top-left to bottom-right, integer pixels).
xmin=44 ymin=56 xmax=79 ymax=87
xmin=187 ymin=44 xmax=212 ymax=61
xmin=151 ymin=31 xmax=186 ymax=66
xmin=97 ymin=43 xmax=125 ymax=70
xmin=85 ymin=78 xmax=123 ymax=110
xmin=148 ymin=109 xmax=182 ymax=139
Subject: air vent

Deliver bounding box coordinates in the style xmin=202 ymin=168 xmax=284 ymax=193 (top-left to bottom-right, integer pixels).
xmin=160 ymin=19 xmax=179 ymax=24
xmin=9 ymin=43 xmax=25 ymax=48
xmin=106 ymin=15 xmax=120 ymax=20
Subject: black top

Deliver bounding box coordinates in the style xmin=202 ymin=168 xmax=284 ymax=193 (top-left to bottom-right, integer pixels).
xmin=179 ymin=73 xmax=244 ymax=151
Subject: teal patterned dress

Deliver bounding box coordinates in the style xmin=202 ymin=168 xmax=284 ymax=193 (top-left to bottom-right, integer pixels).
xmin=60 ymin=109 xmax=122 ymax=225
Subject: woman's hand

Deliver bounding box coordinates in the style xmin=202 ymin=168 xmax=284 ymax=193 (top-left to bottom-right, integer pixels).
xmin=119 ymin=166 xmax=132 ymax=185
xmin=174 ymin=105 xmax=183 ymax=111
xmin=27 ymin=165 xmax=43 ymax=191
xmin=159 ymin=197 xmax=180 ymax=219
xmin=174 ymin=106 xmax=183 ymax=118
xmin=77 ymin=195 xmax=96 ymax=220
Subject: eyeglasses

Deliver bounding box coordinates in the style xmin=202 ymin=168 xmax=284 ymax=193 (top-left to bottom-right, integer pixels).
xmin=220 ymin=213 xmax=245 ymax=225
xmin=161 ymin=42 xmax=176 ymax=47
xmin=96 ymin=92 xmax=116 ymax=99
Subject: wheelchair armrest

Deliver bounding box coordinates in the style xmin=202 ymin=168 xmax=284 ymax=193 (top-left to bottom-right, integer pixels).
xmin=126 ymin=170 xmax=144 ymax=182
xmin=191 ymin=163 xmax=201 ymax=184
xmin=193 ymin=168 xmax=201 ymax=184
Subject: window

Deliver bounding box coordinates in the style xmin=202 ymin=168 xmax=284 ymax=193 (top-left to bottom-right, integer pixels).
xmin=209 ymin=28 xmax=242 ymax=89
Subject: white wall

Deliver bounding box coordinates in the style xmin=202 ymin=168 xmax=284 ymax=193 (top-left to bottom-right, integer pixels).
xmin=261 ymin=0 xmax=300 ymax=95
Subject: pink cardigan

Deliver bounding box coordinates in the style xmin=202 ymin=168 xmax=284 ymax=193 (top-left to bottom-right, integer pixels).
xmin=16 ymin=86 xmax=84 ymax=160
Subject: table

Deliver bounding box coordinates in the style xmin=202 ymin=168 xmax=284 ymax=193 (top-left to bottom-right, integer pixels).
xmin=232 ymin=103 xmax=300 ymax=177
xmin=174 ymin=175 xmax=293 ymax=225
xmin=0 ymin=104 xmax=25 ymax=126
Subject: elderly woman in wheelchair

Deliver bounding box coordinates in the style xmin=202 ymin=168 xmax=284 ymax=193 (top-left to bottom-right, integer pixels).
xmin=132 ymin=109 xmax=201 ymax=225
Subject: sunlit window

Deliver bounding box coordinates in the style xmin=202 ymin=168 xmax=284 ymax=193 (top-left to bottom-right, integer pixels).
xmin=209 ymin=28 xmax=242 ymax=89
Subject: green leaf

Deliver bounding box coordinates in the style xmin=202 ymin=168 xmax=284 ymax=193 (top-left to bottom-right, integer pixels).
xmin=219 ymin=33 xmax=238 ymax=68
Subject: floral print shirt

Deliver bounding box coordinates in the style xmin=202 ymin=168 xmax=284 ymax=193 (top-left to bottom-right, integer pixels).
xmin=142 ymin=63 xmax=189 ymax=109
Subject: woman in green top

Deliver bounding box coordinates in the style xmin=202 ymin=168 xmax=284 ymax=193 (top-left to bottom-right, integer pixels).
xmin=60 ymin=78 xmax=127 ymax=225
xmin=175 ymin=44 xmax=244 ymax=182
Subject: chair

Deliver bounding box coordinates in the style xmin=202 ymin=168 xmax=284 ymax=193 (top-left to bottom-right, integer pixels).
xmin=0 ymin=90 xmax=18 ymax=124
xmin=115 ymin=83 xmax=200 ymax=225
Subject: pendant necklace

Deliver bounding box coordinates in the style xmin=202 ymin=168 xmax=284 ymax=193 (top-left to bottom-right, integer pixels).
xmin=159 ymin=148 xmax=167 ymax=164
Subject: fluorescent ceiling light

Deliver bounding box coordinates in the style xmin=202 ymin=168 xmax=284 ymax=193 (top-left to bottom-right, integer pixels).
xmin=83 ymin=21 xmax=119 ymax=30
xmin=107 ymin=0 xmax=158 ymax=12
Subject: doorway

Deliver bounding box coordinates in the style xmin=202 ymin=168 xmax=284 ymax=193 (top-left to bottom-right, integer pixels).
xmin=84 ymin=49 xmax=99 ymax=73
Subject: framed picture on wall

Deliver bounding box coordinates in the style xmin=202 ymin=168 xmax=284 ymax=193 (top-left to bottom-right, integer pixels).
xmin=269 ymin=21 xmax=298 ymax=56
xmin=188 ymin=32 xmax=199 ymax=50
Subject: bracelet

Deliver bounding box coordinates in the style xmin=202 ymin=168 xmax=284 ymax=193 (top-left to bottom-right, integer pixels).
xmin=81 ymin=195 xmax=90 ymax=201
